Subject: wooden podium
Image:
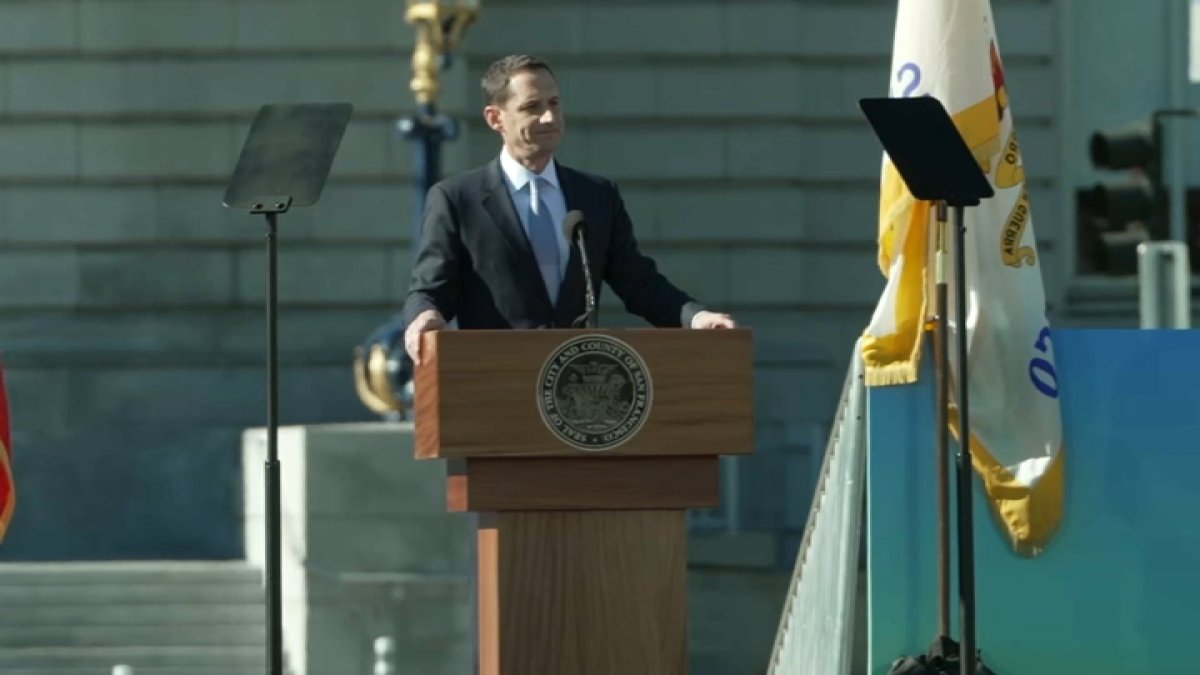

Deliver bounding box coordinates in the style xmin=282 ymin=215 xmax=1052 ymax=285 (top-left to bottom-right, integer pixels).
xmin=414 ymin=328 xmax=754 ymax=675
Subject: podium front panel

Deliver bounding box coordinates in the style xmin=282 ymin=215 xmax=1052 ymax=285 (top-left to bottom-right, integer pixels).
xmin=414 ymin=328 xmax=754 ymax=459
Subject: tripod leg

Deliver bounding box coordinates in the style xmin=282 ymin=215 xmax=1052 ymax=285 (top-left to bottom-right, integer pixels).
xmin=934 ymin=202 xmax=951 ymax=640
xmin=952 ymin=204 xmax=977 ymax=675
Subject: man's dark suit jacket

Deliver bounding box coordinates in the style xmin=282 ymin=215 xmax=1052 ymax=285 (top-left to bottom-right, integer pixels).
xmin=403 ymin=157 xmax=705 ymax=330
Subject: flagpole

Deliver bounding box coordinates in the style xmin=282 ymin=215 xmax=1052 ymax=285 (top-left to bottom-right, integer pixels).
xmin=934 ymin=201 xmax=951 ymax=640
xmin=953 ymin=202 xmax=978 ymax=675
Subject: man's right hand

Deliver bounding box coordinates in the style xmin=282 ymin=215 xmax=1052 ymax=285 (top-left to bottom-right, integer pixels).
xmin=404 ymin=309 xmax=447 ymax=366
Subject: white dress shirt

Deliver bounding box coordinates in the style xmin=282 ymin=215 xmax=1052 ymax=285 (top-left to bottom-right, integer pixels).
xmin=498 ymin=148 xmax=571 ymax=282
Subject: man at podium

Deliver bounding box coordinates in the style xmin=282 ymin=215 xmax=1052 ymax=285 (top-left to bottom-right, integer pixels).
xmin=403 ymin=54 xmax=735 ymax=364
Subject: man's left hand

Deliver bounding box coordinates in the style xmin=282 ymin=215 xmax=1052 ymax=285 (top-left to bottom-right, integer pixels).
xmin=691 ymin=310 xmax=737 ymax=329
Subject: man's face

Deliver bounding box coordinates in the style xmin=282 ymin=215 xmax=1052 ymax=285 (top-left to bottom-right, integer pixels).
xmin=484 ymin=68 xmax=563 ymax=164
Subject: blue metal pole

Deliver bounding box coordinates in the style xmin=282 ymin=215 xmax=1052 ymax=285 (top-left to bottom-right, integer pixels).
xmin=399 ymin=102 xmax=458 ymax=263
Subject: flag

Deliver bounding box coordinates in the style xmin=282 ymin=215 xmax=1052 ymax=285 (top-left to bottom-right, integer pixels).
xmin=861 ymin=0 xmax=1065 ymax=557
xmin=0 ymin=362 xmax=12 ymax=542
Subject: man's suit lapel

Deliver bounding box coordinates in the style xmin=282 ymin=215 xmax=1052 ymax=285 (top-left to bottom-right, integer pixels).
xmin=480 ymin=159 xmax=555 ymax=312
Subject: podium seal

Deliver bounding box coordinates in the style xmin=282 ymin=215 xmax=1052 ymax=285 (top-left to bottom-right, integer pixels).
xmin=537 ymin=334 xmax=653 ymax=451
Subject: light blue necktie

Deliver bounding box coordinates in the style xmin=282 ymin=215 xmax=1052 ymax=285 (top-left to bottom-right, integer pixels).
xmin=528 ymin=177 xmax=560 ymax=304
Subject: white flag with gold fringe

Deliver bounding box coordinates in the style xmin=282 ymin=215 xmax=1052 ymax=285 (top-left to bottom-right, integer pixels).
xmin=860 ymin=0 xmax=1066 ymax=557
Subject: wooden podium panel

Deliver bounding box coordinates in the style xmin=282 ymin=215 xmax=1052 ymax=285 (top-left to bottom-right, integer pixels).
xmin=478 ymin=510 xmax=687 ymax=675
xmin=447 ymin=456 xmax=719 ymax=512
xmin=413 ymin=328 xmax=755 ymax=675
xmin=415 ymin=329 xmax=754 ymax=459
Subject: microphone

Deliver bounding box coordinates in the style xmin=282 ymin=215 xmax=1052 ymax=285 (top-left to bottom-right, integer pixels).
xmin=562 ymin=210 xmax=597 ymax=328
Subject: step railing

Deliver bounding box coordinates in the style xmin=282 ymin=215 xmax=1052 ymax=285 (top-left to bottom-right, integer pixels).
xmin=766 ymin=345 xmax=867 ymax=675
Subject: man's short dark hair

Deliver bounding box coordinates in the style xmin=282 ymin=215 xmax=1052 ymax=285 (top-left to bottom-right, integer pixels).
xmin=481 ymin=54 xmax=555 ymax=106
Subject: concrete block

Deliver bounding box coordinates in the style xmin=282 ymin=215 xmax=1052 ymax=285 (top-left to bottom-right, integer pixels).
xmin=642 ymin=246 xmax=729 ymax=307
xmin=241 ymin=428 xmax=310 ymax=526
xmin=800 ymin=183 xmax=1058 ymax=247
xmin=753 ymin=364 xmax=839 ymax=426
xmin=235 ymin=245 xmax=390 ymax=304
xmin=214 ymin=306 xmax=398 ymax=365
xmin=174 ymin=58 xmax=418 ymax=116
xmin=66 ymin=363 xmax=347 ymax=428
xmin=276 ymin=366 xmax=381 ymax=425
xmin=615 ymin=184 xmax=659 ymax=237
xmin=0 ymin=123 xmax=77 ymax=178
xmin=384 ymin=245 xmax=414 ymax=299
xmin=0 ymin=1 xmax=77 ymax=52
xmin=1025 ymin=185 xmax=1062 ymax=242
xmin=726 ymin=246 xmax=882 ymax=308
xmin=723 ymin=2 xmax=803 ymax=56
xmin=804 ymin=249 xmax=887 ymax=306
xmin=582 ymin=3 xmax=723 ymax=55
xmin=0 ymin=251 xmax=78 ymax=309
xmin=207 ymin=191 xmax=403 ymax=250
xmin=995 ymin=4 xmax=1057 ymax=58
xmin=7 ymin=61 xmax=152 ymax=116
xmin=0 ymin=310 xmax=227 ymax=367
xmin=3 ymin=367 xmax=72 ymax=434
xmin=327 ymin=119 xmax=394 ymax=177
xmin=0 ymin=63 xmax=9 ymax=112
xmin=689 ymin=532 xmax=779 ymax=568
xmin=305 ymin=591 xmax=470 ymax=675
xmin=177 ymin=182 xmax=412 ymax=244
xmin=588 ymin=125 xmax=724 ymax=180
xmin=234 ymin=0 xmax=410 ymax=51
xmin=10 ymin=56 xmax=426 ymax=117
xmin=656 ymin=64 xmax=804 ymax=118
xmin=243 ymin=422 xmax=472 ymax=675
xmin=726 ymin=126 xmax=805 ymax=180
xmin=688 ymin=567 xmax=791 ymax=675
xmin=72 ymin=363 xmax=357 ymax=428
xmin=0 ymin=426 xmax=245 ymax=561
xmin=772 ymin=6 xmax=894 ymax=58
xmin=733 ymin=309 xmax=863 ymax=364
xmin=81 ymin=122 xmax=234 ymax=179
xmin=71 ymin=367 xmax=260 ymax=427
xmin=303 ymin=516 xmax=468 ymax=572
xmin=727 ymin=247 xmax=804 ymax=305
xmin=730 ymin=451 xmax=794 ymax=531
xmin=434 ymin=121 xmax=475 ymax=176
xmin=1006 ymin=124 xmax=1058 ymax=181
xmin=465 ymin=4 xmax=584 ymax=56
xmin=728 ymin=126 xmax=874 ymax=182
xmin=80 ymin=0 xmax=235 ymax=51
xmin=77 ymin=249 xmax=234 ymax=308
xmin=302 ymin=426 xmax=446 ymax=517
xmin=560 ymin=66 xmax=656 ymax=117
xmin=651 ymin=186 xmax=806 ymax=242
xmin=730 ymin=124 xmax=1057 ymax=183
xmin=799 ymin=188 xmax=880 ymax=245
xmin=155 ymin=185 xmax=263 ymax=243
xmin=1 ymin=186 xmax=156 ymax=244
xmin=726 ymin=3 xmax=1052 ymax=59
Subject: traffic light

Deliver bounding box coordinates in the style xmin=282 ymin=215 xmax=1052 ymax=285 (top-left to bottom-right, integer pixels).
xmin=1089 ymin=119 xmax=1166 ymax=235
xmin=1084 ymin=117 xmax=1167 ymax=274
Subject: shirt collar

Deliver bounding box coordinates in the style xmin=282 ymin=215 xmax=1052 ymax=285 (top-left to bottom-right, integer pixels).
xmin=499 ymin=147 xmax=559 ymax=192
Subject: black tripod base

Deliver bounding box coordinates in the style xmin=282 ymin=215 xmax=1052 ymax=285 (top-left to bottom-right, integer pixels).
xmin=888 ymin=635 xmax=998 ymax=675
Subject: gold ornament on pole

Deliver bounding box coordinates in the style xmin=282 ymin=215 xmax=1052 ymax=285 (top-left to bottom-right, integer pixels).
xmin=405 ymin=0 xmax=480 ymax=107
xmin=353 ymin=0 xmax=480 ymax=419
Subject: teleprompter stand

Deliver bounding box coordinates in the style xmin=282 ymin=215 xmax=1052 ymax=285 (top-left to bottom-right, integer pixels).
xmin=223 ymin=103 xmax=353 ymax=675
xmin=859 ymin=96 xmax=995 ymax=675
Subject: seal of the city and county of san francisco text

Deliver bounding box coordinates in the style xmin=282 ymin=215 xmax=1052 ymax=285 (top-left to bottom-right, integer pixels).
xmin=537 ymin=334 xmax=653 ymax=451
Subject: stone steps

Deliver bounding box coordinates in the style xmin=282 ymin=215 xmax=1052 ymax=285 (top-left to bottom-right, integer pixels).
xmin=0 ymin=562 xmax=267 ymax=674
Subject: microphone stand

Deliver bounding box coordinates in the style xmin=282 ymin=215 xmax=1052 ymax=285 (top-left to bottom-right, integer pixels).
xmin=568 ymin=221 xmax=597 ymax=329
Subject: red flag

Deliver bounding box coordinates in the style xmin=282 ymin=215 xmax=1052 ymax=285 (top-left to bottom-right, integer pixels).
xmin=0 ymin=363 xmax=13 ymax=542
